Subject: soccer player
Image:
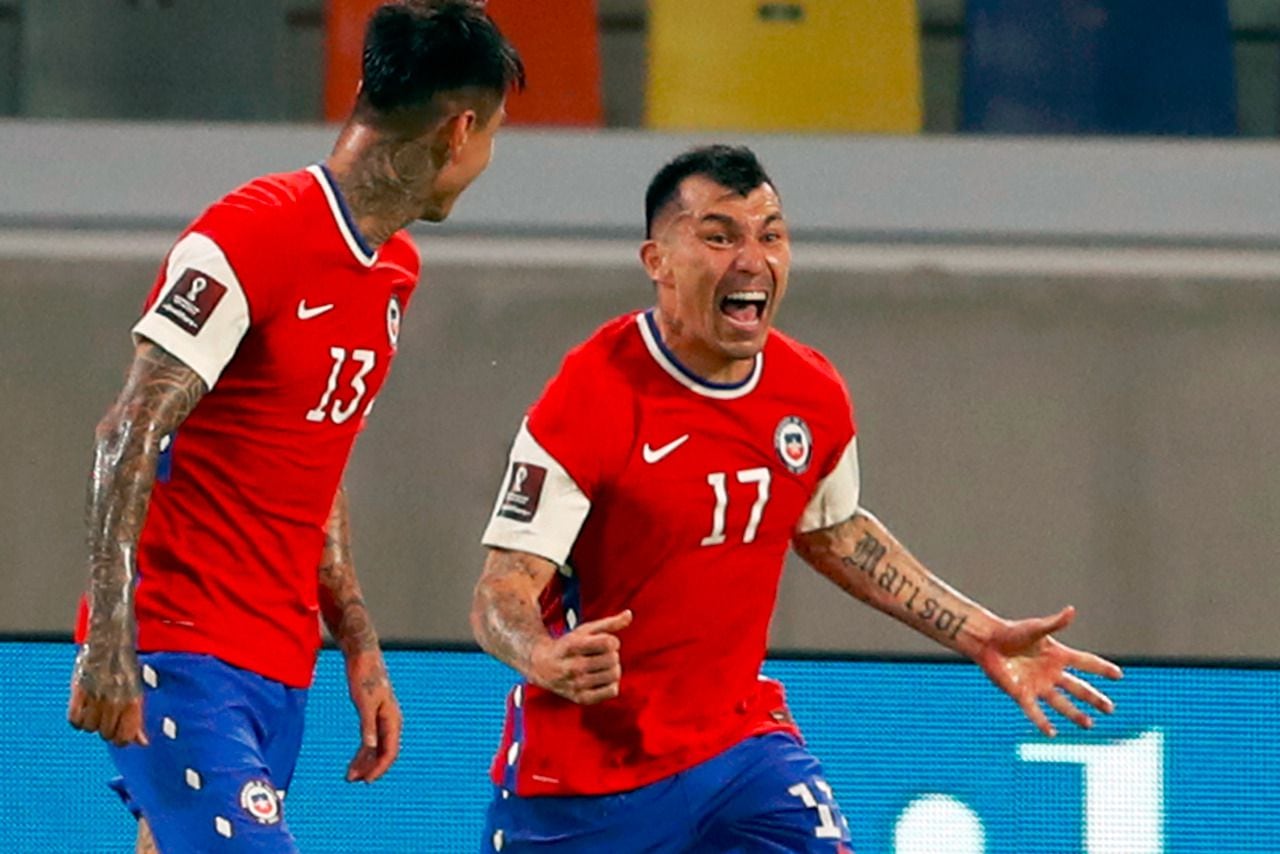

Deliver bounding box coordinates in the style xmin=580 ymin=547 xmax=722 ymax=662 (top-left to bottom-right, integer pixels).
xmin=470 ymin=145 xmax=1124 ymax=852
xmin=66 ymin=3 xmax=523 ymax=851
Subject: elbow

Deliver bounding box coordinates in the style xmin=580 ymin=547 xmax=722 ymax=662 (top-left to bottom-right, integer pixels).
xmin=468 ymin=585 xmax=491 ymax=650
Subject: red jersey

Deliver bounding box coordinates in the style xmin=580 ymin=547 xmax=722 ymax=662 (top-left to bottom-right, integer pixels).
xmin=481 ymin=310 xmax=861 ymax=796
xmin=76 ymin=165 xmax=419 ymax=688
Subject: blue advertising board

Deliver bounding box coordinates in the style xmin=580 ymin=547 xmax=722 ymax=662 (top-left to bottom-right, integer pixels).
xmin=7 ymin=643 xmax=1276 ymax=852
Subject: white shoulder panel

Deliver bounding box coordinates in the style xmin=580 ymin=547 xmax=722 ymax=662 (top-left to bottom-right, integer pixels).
xmin=481 ymin=420 xmax=591 ymax=566
xmin=796 ymin=437 xmax=861 ymax=533
xmin=131 ymin=232 xmax=251 ymax=389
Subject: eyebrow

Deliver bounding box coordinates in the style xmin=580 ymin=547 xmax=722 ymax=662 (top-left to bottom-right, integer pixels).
xmin=698 ymin=213 xmax=739 ymax=228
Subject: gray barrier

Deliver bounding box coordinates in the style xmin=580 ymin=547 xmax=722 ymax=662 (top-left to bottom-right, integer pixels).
xmin=4 ymin=237 xmax=1278 ymax=658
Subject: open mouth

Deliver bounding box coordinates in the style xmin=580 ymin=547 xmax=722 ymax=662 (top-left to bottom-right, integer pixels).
xmin=719 ymin=290 xmax=769 ymax=327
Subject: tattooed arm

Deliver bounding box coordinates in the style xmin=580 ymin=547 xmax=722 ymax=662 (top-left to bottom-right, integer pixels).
xmin=471 ymin=548 xmax=631 ymax=705
xmin=793 ymin=509 xmax=1123 ymax=736
xmin=317 ymin=485 xmax=401 ymax=783
xmin=68 ymin=340 xmax=207 ymax=746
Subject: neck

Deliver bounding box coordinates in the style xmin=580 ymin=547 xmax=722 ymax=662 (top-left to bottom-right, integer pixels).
xmin=651 ymin=308 xmax=755 ymax=385
xmin=324 ymin=123 xmax=426 ymax=249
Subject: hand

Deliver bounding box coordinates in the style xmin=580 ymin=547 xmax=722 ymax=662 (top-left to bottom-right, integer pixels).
xmin=344 ymin=651 xmax=402 ymax=783
xmin=531 ymin=609 xmax=633 ymax=705
xmin=67 ymin=643 xmax=149 ymax=747
xmin=977 ymin=606 xmax=1123 ymax=737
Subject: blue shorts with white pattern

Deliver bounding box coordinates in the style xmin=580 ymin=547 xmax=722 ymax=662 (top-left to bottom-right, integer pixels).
xmin=483 ymin=732 xmax=854 ymax=853
xmin=107 ymin=652 xmax=307 ymax=852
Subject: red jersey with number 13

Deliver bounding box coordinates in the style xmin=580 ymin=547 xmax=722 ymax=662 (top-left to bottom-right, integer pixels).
xmin=76 ymin=165 xmax=419 ymax=688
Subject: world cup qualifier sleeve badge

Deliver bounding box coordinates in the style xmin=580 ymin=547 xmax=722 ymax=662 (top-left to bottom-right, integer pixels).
xmin=774 ymin=416 xmax=813 ymax=474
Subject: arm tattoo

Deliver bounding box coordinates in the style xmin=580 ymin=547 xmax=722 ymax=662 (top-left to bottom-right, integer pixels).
xmin=796 ymin=511 xmax=978 ymax=648
xmin=317 ymin=486 xmax=383 ymax=664
xmin=77 ymin=342 xmax=207 ymax=697
xmin=471 ymin=551 xmax=554 ymax=679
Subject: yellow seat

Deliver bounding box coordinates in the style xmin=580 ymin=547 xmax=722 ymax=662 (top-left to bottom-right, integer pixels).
xmin=646 ymin=0 xmax=922 ymax=133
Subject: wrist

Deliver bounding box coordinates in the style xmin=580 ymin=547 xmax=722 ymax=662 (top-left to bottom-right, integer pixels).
xmin=525 ymin=636 xmax=554 ymax=687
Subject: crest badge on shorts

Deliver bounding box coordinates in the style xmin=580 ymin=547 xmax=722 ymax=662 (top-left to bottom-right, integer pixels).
xmin=387 ymin=295 xmax=402 ymax=349
xmin=774 ymin=416 xmax=812 ymax=474
xmin=239 ymin=779 xmax=282 ymax=825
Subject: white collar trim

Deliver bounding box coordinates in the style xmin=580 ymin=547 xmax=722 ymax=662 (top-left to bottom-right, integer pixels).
xmin=307 ymin=164 xmax=377 ymax=268
xmin=635 ymin=311 xmax=763 ymax=400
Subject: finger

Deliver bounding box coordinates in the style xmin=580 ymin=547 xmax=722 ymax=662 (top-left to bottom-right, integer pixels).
xmin=576 ymin=649 xmax=622 ymax=673
xmin=1018 ymin=695 xmax=1056 ymax=738
xmin=574 ymin=609 xmax=633 ymax=636
xmin=79 ymin=701 xmax=104 ymax=734
xmin=1014 ymin=606 xmax=1076 ymax=644
xmin=361 ymin=711 xmax=378 ymax=750
xmin=1067 ymin=650 xmax=1124 ymax=680
xmin=346 ymin=703 xmax=380 ymax=782
xmin=67 ymin=684 xmax=84 ymax=723
xmin=1045 ymin=689 xmax=1093 ymax=730
xmin=98 ymin=703 xmax=124 ymax=743
xmin=346 ymin=745 xmax=376 ymax=782
xmin=564 ymin=633 xmax=621 ymax=658
xmin=1059 ymin=672 xmax=1115 ymax=714
xmin=117 ymin=701 xmax=149 ymax=747
xmin=577 ymin=666 xmax=622 ymax=691
xmin=362 ymin=704 xmax=402 ymax=783
xmin=575 ymin=682 xmax=622 ymax=705
xmin=67 ymin=686 xmax=88 ymax=729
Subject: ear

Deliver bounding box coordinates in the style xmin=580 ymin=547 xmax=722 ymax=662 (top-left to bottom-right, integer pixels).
xmin=444 ymin=109 xmax=479 ymax=162
xmin=640 ymin=239 xmax=667 ymax=284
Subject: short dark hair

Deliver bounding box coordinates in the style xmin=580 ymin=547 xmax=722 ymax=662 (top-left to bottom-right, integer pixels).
xmin=644 ymin=145 xmax=775 ymax=237
xmin=356 ymin=0 xmax=525 ymax=128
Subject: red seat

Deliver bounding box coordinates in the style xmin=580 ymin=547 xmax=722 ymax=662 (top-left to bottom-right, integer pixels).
xmin=323 ymin=0 xmax=603 ymax=127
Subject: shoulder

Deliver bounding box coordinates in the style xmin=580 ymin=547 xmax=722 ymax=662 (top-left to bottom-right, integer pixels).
xmin=766 ymin=328 xmax=850 ymax=396
xmin=381 ymin=230 xmax=421 ymax=272
xmin=532 ymin=313 xmax=639 ymax=422
xmin=558 ymin=313 xmax=638 ymax=377
xmin=528 ymin=314 xmax=640 ymax=490
xmin=186 ymin=170 xmax=312 ymax=261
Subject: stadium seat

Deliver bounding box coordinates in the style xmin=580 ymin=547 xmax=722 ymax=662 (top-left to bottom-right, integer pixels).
xmin=484 ymin=0 xmax=604 ymax=126
xmin=645 ymin=0 xmax=923 ymax=133
xmin=324 ymin=0 xmax=383 ymax=123
xmin=962 ymin=0 xmax=1238 ymax=135
xmin=324 ymin=0 xmax=604 ymax=127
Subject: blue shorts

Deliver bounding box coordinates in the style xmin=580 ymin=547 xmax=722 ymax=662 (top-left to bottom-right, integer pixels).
xmin=107 ymin=652 xmax=307 ymax=852
xmin=482 ymin=732 xmax=854 ymax=853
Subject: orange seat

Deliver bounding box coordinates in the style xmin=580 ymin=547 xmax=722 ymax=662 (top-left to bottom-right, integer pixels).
xmin=485 ymin=0 xmax=603 ymax=126
xmin=323 ymin=0 xmax=382 ymax=123
xmin=323 ymin=0 xmax=603 ymax=127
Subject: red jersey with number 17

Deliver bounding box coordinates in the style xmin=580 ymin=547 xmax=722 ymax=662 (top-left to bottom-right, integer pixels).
xmin=482 ymin=310 xmax=862 ymax=795
xmin=75 ymin=165 xmax=419 ymax=688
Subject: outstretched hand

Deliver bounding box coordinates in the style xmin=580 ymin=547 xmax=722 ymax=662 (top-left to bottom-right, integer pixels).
xmin=977 ymin=606 xmax=1122 ymax=737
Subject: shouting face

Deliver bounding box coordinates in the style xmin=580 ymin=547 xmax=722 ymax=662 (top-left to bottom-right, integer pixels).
xmin=641 ymin=175 xmax=791 ymax=383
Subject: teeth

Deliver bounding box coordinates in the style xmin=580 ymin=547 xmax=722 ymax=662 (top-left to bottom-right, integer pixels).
xmin=724 ymin=290 xmax=767 ymax=304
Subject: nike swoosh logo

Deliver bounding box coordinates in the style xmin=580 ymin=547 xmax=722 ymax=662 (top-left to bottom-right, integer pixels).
xmin=642 ymin=434 xmax=690 ymax=464
xmin=297 ymin=300 xmax=335 ymax=320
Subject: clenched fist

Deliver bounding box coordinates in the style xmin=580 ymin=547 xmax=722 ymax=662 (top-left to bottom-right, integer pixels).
xmin=530 ymin=609 xmax=632 ymax=705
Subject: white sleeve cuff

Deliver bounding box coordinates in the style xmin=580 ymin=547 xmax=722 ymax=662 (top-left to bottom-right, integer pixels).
xmin=481 ymin=420 xmax=591 ymax=566
xmin=796 ymin=436 xmax=861 ymax=533
xmin=131 ymin=232 xmax=250 ymax=389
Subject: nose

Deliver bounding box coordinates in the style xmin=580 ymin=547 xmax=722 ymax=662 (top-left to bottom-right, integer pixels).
xmin=734 ymin=236 xmax=768 ymax=275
